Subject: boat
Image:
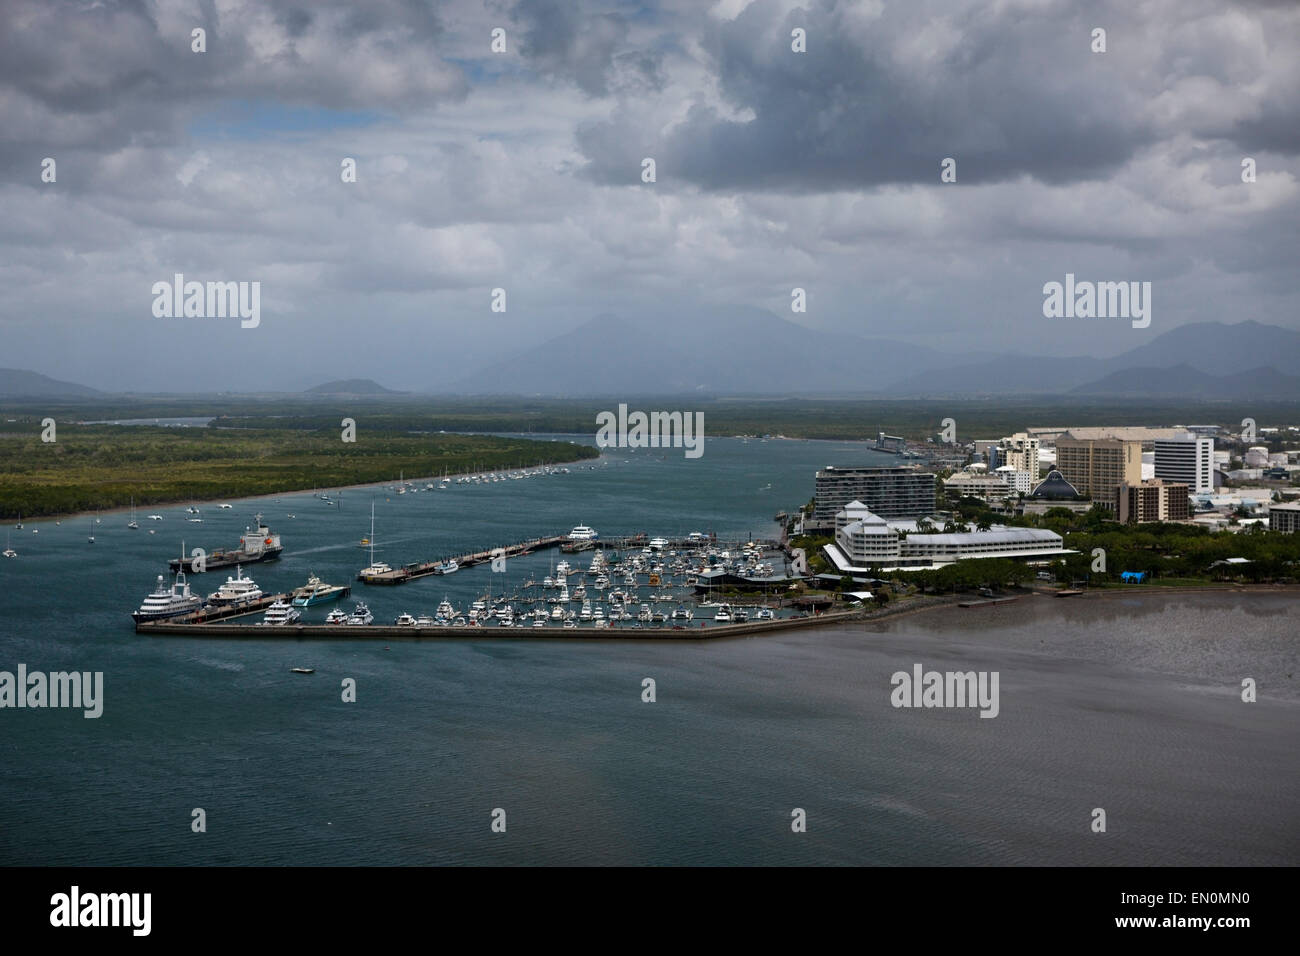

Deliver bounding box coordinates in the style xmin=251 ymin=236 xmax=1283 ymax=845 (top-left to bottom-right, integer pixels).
xmin=291 ymin=573 xmax=348 ymax=607
xmin=434 ymin=559 xmax=459 ymax=575
xmin=207 ymin=565 xmax=263 ymax=606
xmin=637 ymin=604 xmax=653 ymax=622
xmin=127 ymin=497 xmax=139 ymax=530
xmin=356 ymin=502 xmax=393 ymax=579
xmin=2 ymin=532 xmax=15 ymax=558
xmin=325 ymin=608 xmax=348 ymax=625
xmin=217 ymin=504 xmax=232 ymax=509
xmin=732 ymin=608 xmax=749 ymax=623
xmin=345 ymin=602 xmax=374 ymax=625
xmin=169 ymin=514 xmax=283 ymax=572
xmin=670 ymin=606 xmax=693 ymax=621
xmin=131 ymin=565 xmax=203 ymax=622
xmin=290 ymin=667 xmax=314 ymax=674
xmin=713 ymin=604 xmax=733 ymax=623
xmin=395 ymin=612 xmax=417 ymax=626
xmin=415 ymin=615 xmax=435 ymax=627
xmin=260 ymin=601 xmax=301 ymax=626
xmin=148 ymin=514 xmax=163 ymax=521
xmin=755 ymin=608 xmax=775 ymax=620
xmin=435 ymin=598 xmax=457 ymax=621
xmin=568 ymin=525 xmax=598 ymax=541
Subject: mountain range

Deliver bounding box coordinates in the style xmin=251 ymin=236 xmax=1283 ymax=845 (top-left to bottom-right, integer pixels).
xmin=2 ymin=319 xmax=1297 ymax=400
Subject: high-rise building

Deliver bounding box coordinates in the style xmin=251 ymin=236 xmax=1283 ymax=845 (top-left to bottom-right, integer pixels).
xmin=998 ymin=433 xmax=1040 ymax=478
xmin=1116 ymin=480 xmax=1190 ymax=524
xmin=813 ymin=465 xmax=936 ymax=523
xmin=1055 ymin=437 xmax=1142 ymax=506
xmin=1154 ymin=434 xmax=1214 ymax=493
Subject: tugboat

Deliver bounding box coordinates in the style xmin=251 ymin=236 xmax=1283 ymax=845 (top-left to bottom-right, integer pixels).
xmin=170 ymin=514 xmax=283 ymax=573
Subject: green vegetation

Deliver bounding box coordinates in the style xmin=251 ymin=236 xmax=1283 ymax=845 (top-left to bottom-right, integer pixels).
xmin=3 ymin=395 xmax=1298 ymax=443
xmin=0 ymin=421 xmax=598 ymax=519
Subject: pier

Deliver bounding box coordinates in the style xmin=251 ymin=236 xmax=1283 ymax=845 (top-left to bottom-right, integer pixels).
xmin=359 ymin=533 xmax=787 ymax=586
xmin=135 ymin=609 xmax=864 ymax=640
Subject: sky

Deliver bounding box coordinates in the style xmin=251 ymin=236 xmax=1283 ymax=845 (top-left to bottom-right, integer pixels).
xmin=1 ymin=0 xmax=1298 ymax=393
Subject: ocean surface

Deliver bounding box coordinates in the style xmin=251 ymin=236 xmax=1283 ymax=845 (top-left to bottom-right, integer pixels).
xmin=1 ymin=437 xmax=1296 ymax=865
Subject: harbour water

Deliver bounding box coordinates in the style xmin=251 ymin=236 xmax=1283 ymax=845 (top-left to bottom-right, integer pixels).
xmin=1 ymin=437 xmax=1296 ymax=865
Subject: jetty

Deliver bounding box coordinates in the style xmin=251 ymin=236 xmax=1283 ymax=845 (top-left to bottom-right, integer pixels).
xmin=135 ymin=609 xmax=863 ymax=640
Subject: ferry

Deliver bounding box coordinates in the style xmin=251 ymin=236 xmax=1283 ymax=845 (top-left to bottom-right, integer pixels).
xmin=207 ymin=566 xmax=263 ymax=607
xmin=132 ymin=569 xmax=203 ymax=622
xmin=568 ymin=525 xmax=598 ymax=541
xmin=259 ymin=601 xmax=301 ymax=626
xmin=291 ymin=573 xmax=349 ymax=607
xmin=170 ymin=514 xmax=283 ymax=572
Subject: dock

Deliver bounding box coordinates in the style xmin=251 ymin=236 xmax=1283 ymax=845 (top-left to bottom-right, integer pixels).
xmin=135 ymin=609 xmax=864 ymax=640
xmin=171 ymin=593 xmax=293 ymax=623
xmin=957 ymin=596 xmax=1022 ymax=608
xmin=359 ymin=533 xmax=786 ymax=586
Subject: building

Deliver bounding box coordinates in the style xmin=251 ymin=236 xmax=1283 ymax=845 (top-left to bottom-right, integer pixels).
xmin=998 ymin=433 xmax=1040 ymax=477
xmin=1059 ymin=426 xmax=1189 ymax=450
xmin=943 ymin=472 xmax=1012 ymax=501
xmin=994 ymin=465 xmax=1033 ymax=495
xmin=1269 ymin=502 xmax=1300 ymax=533
xmin=828 ymin=503 xmax=1067 ymax=571
xmin=1055 ymin=438 xmax=1142 ymax=506
xmin=1029 ymin=469 xmax=1082 ymax=500
xmin=1116 ymin=479 xmax=1191 ymax=524
xmin=812 ymin=465 xmax=936 ymax=524
xmin=1153 ymin=435 xmax=1214 ymax=493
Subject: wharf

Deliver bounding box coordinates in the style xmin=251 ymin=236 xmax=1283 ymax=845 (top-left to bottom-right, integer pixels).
xmin=957 ymin=596 xmax=1022 ymax=608
xmin=359 ymin=535 xmax=568 ymax=585
xmin=135 ymin=609 xmax=863 ymax=640
xmin=171 ymin=593 xmax=292 ymax=623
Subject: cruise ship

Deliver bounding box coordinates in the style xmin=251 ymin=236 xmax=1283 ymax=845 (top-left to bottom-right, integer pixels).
xmin=169 ymin=514 xmax=283 ymax=572
xmin=207 ymin=565 xmax=263 ymax=607
xmin=132 ymin=569 xmax=203 ymax=622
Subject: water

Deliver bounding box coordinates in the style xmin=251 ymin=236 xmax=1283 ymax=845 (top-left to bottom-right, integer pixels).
xmin=1 ymin=438 xmax=1296 ymax=865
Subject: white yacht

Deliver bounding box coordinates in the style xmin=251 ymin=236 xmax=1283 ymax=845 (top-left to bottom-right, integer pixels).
xmin=568 ymin=525 xmax=598 ymax=541
xmin=671 ymin=606 xmax=694 ymax=621
xmin=127 ymin=497 xmax=139 ymax=530
xmin=260 ymin=601 xmax=301 ymax=626
xmin=415 ymin=615 xmax=435 ymax=627
xmin=2 ymin=532 xmax=15 ymax=558
xmin=435 ymin=598 xmax=457 ymax=621
xmin=713 ymin=604 xmax=733 ymax=623
xmin=434 ymin=559 xmax=459 ymax=575
xmin=555 ymin=560 xmax=571 ymax=575
xmin=207 ymin=565 xmax=262 ymax=606
xmin=132 ymin=570 xmax=203 ymax=622
xmin=395 ymin=612 xmax=417 ymax=627
xmin=345 ymin=603 xmax=374 ymax=625
xmin=325 ymin=608 xmax=348 ymax=625
xmin=756 ymin=608 xmax=775 ymax=620
xmin=637 ymin=604 xmax=653 ymax=622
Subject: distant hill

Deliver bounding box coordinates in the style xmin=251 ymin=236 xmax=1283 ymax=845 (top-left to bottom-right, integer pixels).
xmin=444 ymin=306 xmax=997 ymax=395
xmin=1071 ymin=364 xmax=1300 ymax=400
xmin=0 ymin=368 xmax=101 ymax=398
xmin=884 ymin=320 xmax=1300 ymax=398
xmin=304 ymin=379 xmax=403 ymax=395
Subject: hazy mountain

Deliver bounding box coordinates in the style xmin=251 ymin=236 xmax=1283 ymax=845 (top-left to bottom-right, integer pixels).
xmin=884 ymin=321 xmax=1300 ymax=397
xmin=1072 ymin=364 xmax=1300 ymax=400
xmin=444 ymin=307 xmax=993 ymax=395
xmin=305 ymin=379 xmax=403 ymax=395
xmin=0 ymin=368 xmax=102 ymax=398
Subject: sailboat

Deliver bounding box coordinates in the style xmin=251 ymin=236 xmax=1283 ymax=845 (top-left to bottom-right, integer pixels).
xmin=358 ymin=501 xmax=392 ymax=579
xmin=88 ymin=517 xmax=95 ymax=545
xmin=2 ymin=531 xmax=16 ymax=558
xmin=127 ymin=496 xmax=139 ymax=530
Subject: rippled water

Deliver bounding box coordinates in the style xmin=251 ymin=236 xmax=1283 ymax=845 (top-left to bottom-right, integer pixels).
xmin=1 ymin=438 xmax=1296 ymax=864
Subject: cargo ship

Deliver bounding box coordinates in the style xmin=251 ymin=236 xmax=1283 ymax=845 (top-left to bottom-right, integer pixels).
xmin=169 ymin=514 xmax=283 ymax=573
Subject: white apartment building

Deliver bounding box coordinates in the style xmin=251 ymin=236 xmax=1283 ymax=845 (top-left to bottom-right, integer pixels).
xmin=1153 ymin=434 xmax=1214 ymax=493
xmin=994 ymin=466 xmax=1033 ymax=494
